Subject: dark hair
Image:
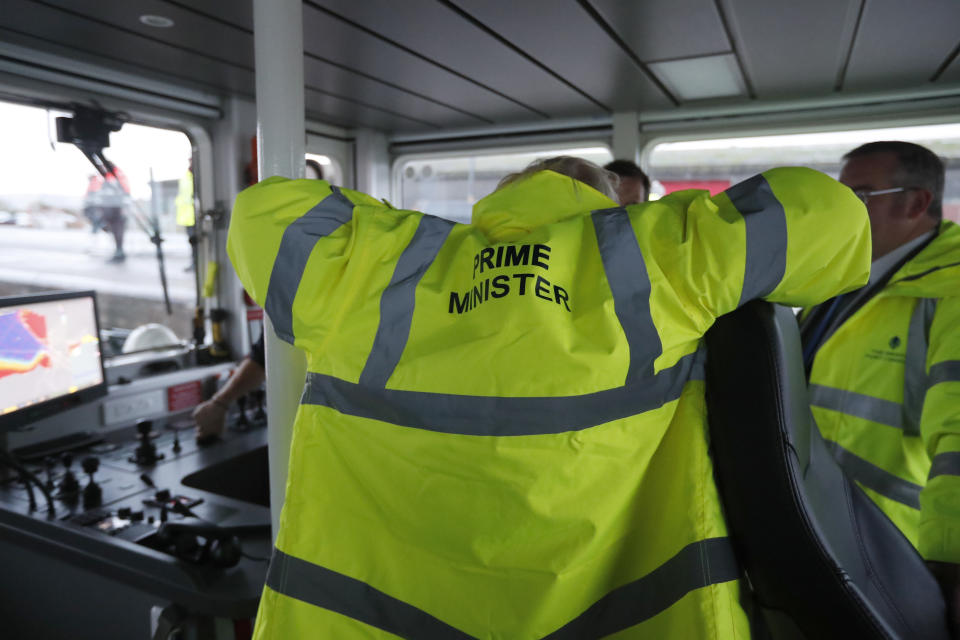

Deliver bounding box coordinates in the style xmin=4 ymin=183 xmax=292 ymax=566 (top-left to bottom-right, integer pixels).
xmin=843 ymin=141 xmax=944 ymax=221
xmin=603 ymin=160 xmax=651 ymax=194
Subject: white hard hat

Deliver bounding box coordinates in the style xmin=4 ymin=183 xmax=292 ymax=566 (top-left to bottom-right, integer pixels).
xmin=122 ymin=323 xmax=181 ymax=353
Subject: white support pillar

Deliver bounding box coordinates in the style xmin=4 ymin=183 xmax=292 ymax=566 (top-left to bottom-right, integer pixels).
xmin=354 ymin=128 xmax=391 ymax=198
xmin=206 ymin=95 xmax=256 ymax=359
xmin=611 ymin=111 xmax=641 ymax=164
xmin=253 ymin=0 xmax=306 ymax=539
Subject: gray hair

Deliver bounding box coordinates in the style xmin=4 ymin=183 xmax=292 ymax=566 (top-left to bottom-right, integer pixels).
xmin=843 ymin=141 xmax=945 ymax=222
xmin=497 ymin=156 xmax=619 ymax=201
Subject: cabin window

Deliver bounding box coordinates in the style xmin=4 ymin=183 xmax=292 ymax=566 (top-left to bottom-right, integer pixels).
xmin=0 ymin=100 xmax=195 ymax=358
xmin=397 ymin=146 xmax=613 ymax=223
xmin=646 ymin=123 xmax=960 ymax=224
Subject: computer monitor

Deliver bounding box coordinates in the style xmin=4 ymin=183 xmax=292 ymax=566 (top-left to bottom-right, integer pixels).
xmin=0 ymin=290 xmax=107 ymax=433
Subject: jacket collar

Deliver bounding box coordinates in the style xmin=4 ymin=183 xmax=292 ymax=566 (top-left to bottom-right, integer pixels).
xmin=886 ymin=220 xmax=960 ymax=297
xmin=471 ymin=170 xmax=618 ymax=242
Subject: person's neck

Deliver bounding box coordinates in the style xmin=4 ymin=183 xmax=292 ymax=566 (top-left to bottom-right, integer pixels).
xmin=868 ymin=227 xmax=937 ymax=286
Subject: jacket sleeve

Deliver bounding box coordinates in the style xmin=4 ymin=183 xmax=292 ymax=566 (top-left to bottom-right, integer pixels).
xmin=635 ymin=167 xmax=871 ymax=335
xmin=227 ymin=176 xmax=421 ymax=356
xmin=918 ymin=295 xmax=960 ymax=564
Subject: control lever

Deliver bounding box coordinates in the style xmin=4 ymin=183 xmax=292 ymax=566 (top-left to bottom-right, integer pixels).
xmin=235 ymin=396 xmax=250 ymax=432
xmin=43 ymin=456 xmax=57 ymax=492
xmin=252 ymin=389 xmax=266 ymax=423
xmin=172 ymin=430 xmax=182 ymax=454
xmin=58 ymin=453 xmax=80 ymax=499
xmin=81 ymin=456 xmax=102 ymax=510
xmin=130 ymin=419 xmax=165 ymax=466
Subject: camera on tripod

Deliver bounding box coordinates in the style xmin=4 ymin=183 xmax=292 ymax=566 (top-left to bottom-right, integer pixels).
xmin=55 ymin=105 xmax=126 ymax=151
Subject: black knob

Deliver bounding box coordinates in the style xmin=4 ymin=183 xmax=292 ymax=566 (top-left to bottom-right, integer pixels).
xmin=137 ymin=419 xmax=153 ymax=438
xmin=58 ymin=454 xmax=80 ymax=497
xmin=118 ymin=507 xmax=132 ymax=519
xmin=81 ymin=458 xmax=102 ymax=510
xmin=81 ymin=456 xmax=100 ymax=476
xmin=130 ymin=421 xmax=163 ymax=466
xmin=155 ymin=488 xmax=171 ymax=503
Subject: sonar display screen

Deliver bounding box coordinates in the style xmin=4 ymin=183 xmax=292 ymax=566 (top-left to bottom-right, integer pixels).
xmin=0 ymin=295 xmax=104 ymax=418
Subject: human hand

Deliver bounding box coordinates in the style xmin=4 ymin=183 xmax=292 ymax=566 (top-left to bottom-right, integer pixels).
xmin=927 ymin=561 xmax=960 ymax=638
xmin=193 ymin=399 xmax=228 ymax=440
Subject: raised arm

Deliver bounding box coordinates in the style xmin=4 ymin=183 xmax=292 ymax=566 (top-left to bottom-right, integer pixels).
xmin=634 ymin=166 xmax=871 ymax=330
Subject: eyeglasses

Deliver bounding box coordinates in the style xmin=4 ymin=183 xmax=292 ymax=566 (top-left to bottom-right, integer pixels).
xmin=851 ymin=186 xmax=913 ymax=204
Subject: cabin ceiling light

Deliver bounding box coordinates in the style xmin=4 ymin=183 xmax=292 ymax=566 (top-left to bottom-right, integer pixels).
xmin=139 ymin=15 xmax=175 ymax=28
xmin=648 ymin=54 xmax=746 ymax=101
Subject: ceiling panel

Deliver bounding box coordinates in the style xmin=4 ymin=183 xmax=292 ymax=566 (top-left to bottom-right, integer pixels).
xmin=181 ymin=0 xmax=253 ymax=31
xmin=302 ymin=57 xmax=483 ymax=129
xmin=40 ymin=0 xmax=254 ymax=68
xmin=590 ymin=0 xmax=730 ymax=62
xmin=719 ymin=0 xmax=859 ymax=98
xmin=302 ymin=4 xmax=538 ymax=125
xmin=304 ymin=88 xmax=438 ymax=132
xmin=451 ymin=0 xmax=674 ymax=111
xmin=1 ymin=0 xmax=958 ymax=135
xmin=304 ymin=0 xmax=593 ymax=119
xmin=844 ymin=0 xmax=960 ymax=90
xmin=1 ymin=0 xmax=254 ymax=94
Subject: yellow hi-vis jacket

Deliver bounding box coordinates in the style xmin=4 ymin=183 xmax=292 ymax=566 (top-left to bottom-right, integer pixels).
xmin=228 ymin=168 xmax=870 ymax=639
xmin=803 ymin=220 xmax=960 ymax=564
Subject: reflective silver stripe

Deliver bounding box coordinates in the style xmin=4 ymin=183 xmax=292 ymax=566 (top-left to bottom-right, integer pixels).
xmin=266 ymin=549 xmax=476 ymax=639
xmin=809 ymin=384 xmax=903 ymax=430
xmin=303 ymin=351 xmax=699 ymax=436
xmin=265 ymin=187 xmax=354 ymax=343
xmin=826 ymin=440 xmax=922 ymax=509
xmin=359 ymin=215 xmax=454 ymax=388
xmin=592 ymin=208 xmax=661 ymax=382
xmin=903 ymin=298 xmax=937 ymax=436
xmin=929 ymin=452 xmax=960 ymax=480
xmin=929 ymin=360 xmax=960 ymax=388
xmin=543 ymin=537 xmax=739 ymax=639
xmin=266 ymin=538 xmax=738 ymax=639
xmin=688 ymin=344 xmax=706 ymax=381
xmin=725 ymin=174 xmax=788 ymax=306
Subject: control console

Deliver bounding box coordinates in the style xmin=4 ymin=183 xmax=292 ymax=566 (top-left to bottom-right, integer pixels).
xmin=0 ymin=397 xmax=271 ymax=639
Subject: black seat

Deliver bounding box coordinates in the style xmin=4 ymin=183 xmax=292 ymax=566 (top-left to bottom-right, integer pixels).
xmin=704 ymin=301 xmax=950 ymax=640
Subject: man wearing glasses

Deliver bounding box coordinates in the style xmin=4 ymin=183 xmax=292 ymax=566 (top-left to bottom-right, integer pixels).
xmin=800 ymin=140 xmax=960 ymax=633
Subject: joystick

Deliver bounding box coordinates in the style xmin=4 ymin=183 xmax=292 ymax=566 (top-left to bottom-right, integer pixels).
xmin=43 ymin=456 xmax=57 ymax=492
xmin=58 ymin=453 xmax=80 ymax=499
xmin=130 ymin=419 xmax=165 ymax=466
xmin=172 ymin=430 xmax=182 ymax=454
xmin=235 ymin=396 xmax=250 ymax=432
xmin=81 ymin=456 xmax=102 ymax=510
xmin=252 ymin=389 xmax=266 ymax=423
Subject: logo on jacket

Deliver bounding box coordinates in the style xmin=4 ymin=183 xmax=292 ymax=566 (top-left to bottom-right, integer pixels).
xmin=889 ymin=336 xmax=901 ymax=349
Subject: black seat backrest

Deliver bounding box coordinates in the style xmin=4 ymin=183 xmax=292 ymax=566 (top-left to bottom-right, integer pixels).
xmin=704 ymin=301 xmax=949 ymax=640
